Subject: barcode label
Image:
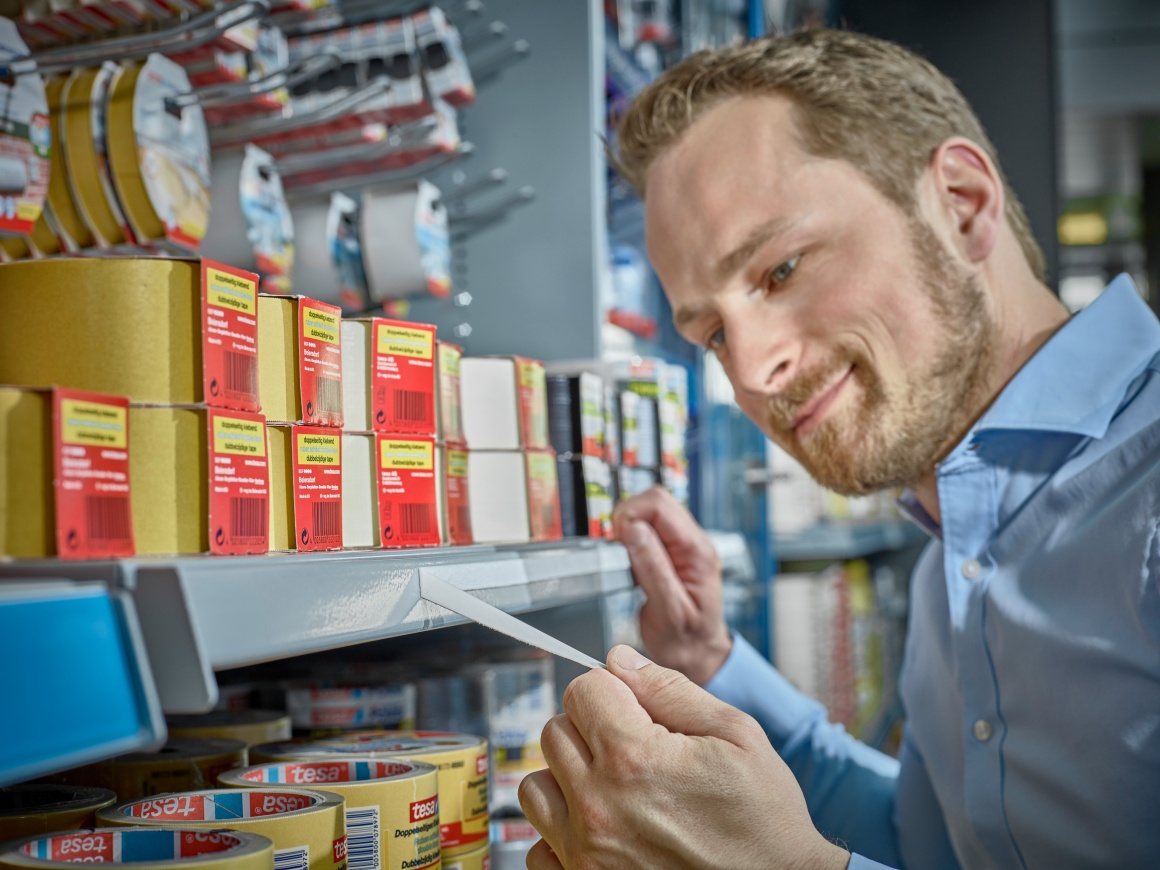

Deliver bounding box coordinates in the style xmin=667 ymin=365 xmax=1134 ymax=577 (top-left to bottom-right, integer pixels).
xmin=345 ymin=806 xmax=380 ymax=870
xmin=85 ymin=495 xmax=132 ymax=542
xmin=230 ymin=497 xmax=267 ymax=539
xmin=316 ymin=376 xmax=342 ymax=417
xmin=392 ymin=390 xmax=432 ymax=423
xmin=400 ymin=503 xmax=433 ymax=534
xmin=312 ymin=501 xmax=341 ymax=540
xmin=224 ymin=350 xmax=257 ymax=397
xmin=273 ymin=847 xmax=309 ymax=870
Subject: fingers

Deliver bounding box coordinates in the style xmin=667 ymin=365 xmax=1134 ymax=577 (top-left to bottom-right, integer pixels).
xmin=620 ymin=518 xmax=699 ymax=626
xmin=518 ymin=768 xmax=569 ymax=852
xmin=614 ymin=487 xmax=712 ymax=560
xmin=525 ymin=838 xmax=565 ymax=870
xmin=540 ymin=713 xmax=593 ymax=802
xmin=560 ymin=667 xmax=656 ymax=757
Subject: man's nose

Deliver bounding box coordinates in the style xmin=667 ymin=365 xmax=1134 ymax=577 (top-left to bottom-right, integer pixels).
xmin=727 ymin=318 xmax=798 ymax=398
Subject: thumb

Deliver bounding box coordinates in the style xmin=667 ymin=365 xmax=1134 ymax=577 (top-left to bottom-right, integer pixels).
xmin=608 ymin=644 xmax=739 ymax=739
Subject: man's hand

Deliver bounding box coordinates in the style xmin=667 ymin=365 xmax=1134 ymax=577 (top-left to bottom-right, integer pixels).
xmin=518 ymin=646 xmax=850 ymax=870
xmin=613 ymin=486 xmax=732 ymax=685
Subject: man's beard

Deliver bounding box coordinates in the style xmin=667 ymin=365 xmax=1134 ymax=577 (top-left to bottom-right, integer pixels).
xmin=769 ymin=217 xmax=995 ymax=496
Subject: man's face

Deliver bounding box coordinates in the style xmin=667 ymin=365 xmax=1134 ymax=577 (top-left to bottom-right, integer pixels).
xmin=645 ymin=95 xmax=994 ymax=495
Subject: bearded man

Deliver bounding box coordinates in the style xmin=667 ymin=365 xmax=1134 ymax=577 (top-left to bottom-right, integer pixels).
xmin=517 ymin=28 xmax=1160 ymax=870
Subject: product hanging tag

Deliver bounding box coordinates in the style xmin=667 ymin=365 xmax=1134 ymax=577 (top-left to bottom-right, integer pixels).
xmin=292 ymin=425 xmax=343 ymax=552
xmin=299 ymin=299 xmax=344 ymax=426
xmin=202 ymin=259 xmax=261 ymax=412
xmin=208 ymin=408 xmax=270 ymax=555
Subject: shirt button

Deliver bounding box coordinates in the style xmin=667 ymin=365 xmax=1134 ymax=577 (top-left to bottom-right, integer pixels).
xmin=973 ymin=719 xmax=994 ymax=742
xmin=961 ymin=559 xmax=982 ymax=580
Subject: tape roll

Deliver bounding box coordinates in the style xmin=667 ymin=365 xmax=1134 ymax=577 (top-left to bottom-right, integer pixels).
xmin=167 ymin=712 xmax=292 ymax=749
xmin=50 ymin=740 xmax=248 ymax=802
xmin=285 ymin=685 xmax=418 ymax=735
xmin=107 ymin=54 xmax=211 ymax=251
xmin=441 ymin=843 xmax=489 ymax=870
xmin=0 ymin=828 xmax=274 ymax=870
xmin=97 ymin=789 xmax=346 ymax=870
xmin=219 ymin=758 xmax=441 ymax=870
xmin=60 ymin=64 xmax=129 ymax=248
xmin=251 ymin=733 xmax=487 ymax=858
xmin=44 ymin=74 xmax=95 ymax=252
xmin=0 ymin=785 xmax=117 ymax=842
xmin=0 ymin=258 xmax=203 ymax=405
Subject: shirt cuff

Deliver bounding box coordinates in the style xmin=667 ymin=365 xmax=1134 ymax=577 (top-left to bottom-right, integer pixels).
xmin=703 ymin=632 xmax=827 ymax=752
xmin=846 ymin=853 xmax=896 ymax=870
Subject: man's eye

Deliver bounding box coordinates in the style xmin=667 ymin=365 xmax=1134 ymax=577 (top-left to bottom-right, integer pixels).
xmin=707 ymin=327 xmax=725 ymax=351
xmin=771 ymin=255 xmax=801 ymax=285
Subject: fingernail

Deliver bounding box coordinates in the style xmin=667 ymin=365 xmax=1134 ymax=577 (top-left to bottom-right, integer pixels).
xmin=622 ymin=520 xmax=647 ymax=550
xmin=613 ymin=645 xmax=652 ymax=670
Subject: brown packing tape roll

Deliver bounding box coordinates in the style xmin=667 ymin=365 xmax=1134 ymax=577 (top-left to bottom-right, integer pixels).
xmin=267 ymin=424 xmax=294 ymax=552
xmin=251 ymin=733 xmax=488 ymax=859
xmin=0 ymin=785 xmax=117 ymax=842
xmin=0 ymin=828 xmax=274 ymax=870
xmin=44 ymin=74 xmax=94 ymax=251
xmin=220 ymin=759 xmax=441 ymax=870
xmin=97 ymin=789 xmax=346 ymax=870
xmin=60 ymin=65 xmax=127 ymax=248
xmin=0 ymin=258 xmax=203 ymax=405
xmin=441 ymin=843 xmax=488 ymax=870
xmin=167 ymin=711 xmax=293 ymax=749
xmin=129 ymin=406 xmax=208 ymax=556
xmin=0 ymin=386 xmax=53 ymax=558
xmin=50 ymin=740 xmax=247 ymax=802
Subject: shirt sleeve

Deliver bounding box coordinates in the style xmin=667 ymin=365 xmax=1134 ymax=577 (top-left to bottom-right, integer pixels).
xmin=705 ymin=633 xmax=902 ymax=867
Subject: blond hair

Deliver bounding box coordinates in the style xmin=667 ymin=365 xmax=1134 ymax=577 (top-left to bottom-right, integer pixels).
xmin=615 ymin=29 xmax=1046 ymax=281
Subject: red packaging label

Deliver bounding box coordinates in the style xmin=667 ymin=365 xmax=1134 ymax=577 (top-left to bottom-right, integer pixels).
xmin=515 ymin=358 xmax=548 ymax=449
xmin=332 ymin=836 xmax=347 ymax=863
xmin=437 ymin=341 xmax=463 ymax=443
xmin=208 ymin=408 xmax=270 ymax=554
xmin=202 ymin=260 xmax=261 ymax=412
xmin=483 ymin=857 xmax=491 ymax=870
xmin=129 ymin=794 xmax=208 ymax=821
xmin=41 ymin=832 xmax=115 ymax=862
xmin=476 ymin=754 xmax=488 ymax=776
xmin=526 ymin=450 xmax=562 ymax=542
xmin=438 ymin=822 xmax=487 ymax=851
xmin=371 ymin=319 xmax=436 ymax=434
xmin=52 ymin=388 xmax=135 ymax=559
xmin=178 ymin=832 xmax=243 ymax=858
xmin=299 ymin=300 xmax=344 ymax=427
xmin=410 ymin=796 xmax=439 ymax=822
xmin=292 ymin=425 xmax=342 ymax=551
xmin=248 ymin=791 xmax=313 ymax=817
xmin=444 ymin=446 xmax=472 ymax=545
xmin=375 ymin=434 xmax=439 ymax=547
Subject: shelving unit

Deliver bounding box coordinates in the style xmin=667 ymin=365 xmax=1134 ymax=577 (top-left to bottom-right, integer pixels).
xmin=774 ymin=521 xmax=926 ymax=563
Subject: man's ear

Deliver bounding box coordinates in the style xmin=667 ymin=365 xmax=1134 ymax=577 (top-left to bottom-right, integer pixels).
xmin=928 ymin=136 xmax=1003 ymax=265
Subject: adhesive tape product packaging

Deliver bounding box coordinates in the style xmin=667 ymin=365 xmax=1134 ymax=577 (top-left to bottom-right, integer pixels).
xmin=441 ymin=843 xmax=488 ymax=870
xmin=43 ymin=74 xmax=94 ymax=251
xmin=0 ymin=828 xmax=274 ymax=870
xmin=97 ymin=789 xmax=346 ymax=870
xmin=49 ymin=740 xmax=248 ymax=802
xmin=219 ymin=759 xmax=440 ymax=870
xmin=167 ymin=712 xmax=293 ymax=749
xmin=250 ymin=733 xmax=487 ymax=859
xmin=107 ymin=53 xmax=211 ymax=251
xmin=285 ymin=685 xmax=417 ymax=734
xmin=0 ymin=785 xmax=117 ymax=842
xmin=0 ymin=19 xmax=50 ymax=239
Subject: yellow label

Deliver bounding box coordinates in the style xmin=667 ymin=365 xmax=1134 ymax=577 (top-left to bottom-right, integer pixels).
xmin=517 ymin=360 xmax=544 ymax=389
xmin=303 ymin=305 xmax=339 ymax=345
xmin=61 ymin=399 xmax=127 ymax=449
xmin=527 ymin=452 xmax=556 ymax=482
xmin=439 ymin=343 xmax=461 ymax=376
xmin=213 ymin=416 xmax=266 ymax=456
xmin=297 ymin=432 xmax=340 ymax=466
xmin=206 ymin=267 xmax=257 ymax=314
xmin=379 ymin=439 xmax=434 ymax=470
xmin=377 ymin=323 xmax=434 ymax=360
xmin=447 ymin=450 xmax=468 ymax=478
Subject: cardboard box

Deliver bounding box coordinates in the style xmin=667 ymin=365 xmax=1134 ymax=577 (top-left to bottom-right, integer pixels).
xmin=436 ymin=341 xmax=464 ymax=444
xmin=460 ymin=356 xmax=549 ymax=451
xmin=442 ymin=442 xmax=472 ymax=546
xmin=375 ymin=434 xmax=442 ymax=548
xmin=341 ymin=432 xmax=378 ymax=548
xmin=468 ymin=449 xmax=562 ymax=544
xmin=0 ymin=257 xmax=260 ymax=410
xmin=341 ymin=318 xmax=437 ymax=434
xmin=1 ymin=386 xmax=135 ymax=559
xmin=258 ymin=295 xmax=344 ymax=425
xmin=557 ymin=455 xmax=613 ymax=539
xmin=268 ymin=424 xmax=343 ymax=551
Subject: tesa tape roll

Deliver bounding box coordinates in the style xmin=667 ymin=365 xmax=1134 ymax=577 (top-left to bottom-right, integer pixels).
xmin=0 ymin=828 xmax=274 ymax=870
xmin=0 ymin=785 xmax=117 ymax=842
xmin=97 ymin=789 xmax=345 ymax=870
xmin=43 ymin=74 xmax=95 ymax=251
xmin=251 ymin=733 xmax=487 ymax=858
xmin=167 ymin=711 xmax=293 ymax=749
xmin=220 ymin=758 xmax=440 ymax=870
xmin=441 ymin=843 xmax=489 ymax=870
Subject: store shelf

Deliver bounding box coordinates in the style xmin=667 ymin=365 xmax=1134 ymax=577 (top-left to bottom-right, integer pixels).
xmin=774 ymin=521 xmax=926 ymax=563
xmin=0 ymin=580 xmax=165 ymax=786
xmin=707 ymin=530 xmax=756 ymax=583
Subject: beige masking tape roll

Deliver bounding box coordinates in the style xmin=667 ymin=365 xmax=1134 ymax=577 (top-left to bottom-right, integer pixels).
xmin=0 ymin=828 xmax=274 ymax=870
xmin=0 ymin=258 xmax=204 ymax=405
xmin=44 ymin=73 xmax=95 ymax=251
xmin=60 ymin=64 xmax=128 ymax=248
xmin=51 ymin=740 xmax=248 ymax=803
xmin=97 ymin=789 xmax=346 ymax=870
xmin=220 ymin=758 xmax=441 ymax=870
xmin=0 ymin=785 xmax=117 ymax=842
xmin=0 ymin=386 xmax=53 ymax=559
xmin=440 ymin=843 xmax=488 ymax=870
xmin=251 ymin=733 xmax=487 ymax=859
xmin=167 ymin=712 xmax=293 ymax=750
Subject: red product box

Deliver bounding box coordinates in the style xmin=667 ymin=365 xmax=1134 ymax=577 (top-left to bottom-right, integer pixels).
xmin=371 ymin=318 xmax=437 ymax=435
xmin=375 ymin=434 xmax=440 ymax=547
xmin=202 ymin=259 xmax=261 ymax=413
xmin=208 ymin=407 xmax=270 ymax=555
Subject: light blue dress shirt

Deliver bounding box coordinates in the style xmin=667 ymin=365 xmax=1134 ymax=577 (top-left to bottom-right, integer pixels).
xmin=705 ymin=275 xmax=1160 ymax=868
